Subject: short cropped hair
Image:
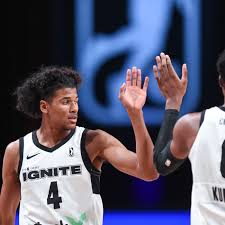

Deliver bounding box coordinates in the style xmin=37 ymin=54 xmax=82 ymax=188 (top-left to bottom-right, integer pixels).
xmin=14 ymin=66 xmax=82 ymax=119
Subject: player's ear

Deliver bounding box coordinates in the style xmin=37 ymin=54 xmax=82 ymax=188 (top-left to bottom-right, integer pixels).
xmin=40 ymin=100 xmax=49 ymax=114
xmin=218 ymin=75 xmax=224 ymax=88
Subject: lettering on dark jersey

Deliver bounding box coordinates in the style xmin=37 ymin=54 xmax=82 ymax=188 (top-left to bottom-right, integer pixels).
xmin=212 ymin=186 xmax=225 ymax=202
xmin=22 ymin=165 xmax=82 ymax=182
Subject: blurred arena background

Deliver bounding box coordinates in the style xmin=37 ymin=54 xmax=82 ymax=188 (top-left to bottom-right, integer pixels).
xmin=2 ymin=0 xmax=225 ymax=224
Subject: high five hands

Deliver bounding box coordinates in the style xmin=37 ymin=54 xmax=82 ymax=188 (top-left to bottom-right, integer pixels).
xmin=119 ymin=52 xmax=188 ymax=112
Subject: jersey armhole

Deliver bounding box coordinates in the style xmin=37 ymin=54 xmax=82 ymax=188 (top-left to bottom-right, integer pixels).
xmin=219 ymin=106 xmax=225 ymax=112
xmin=80 ymin=129 xmax=101 ymax=194
xmin=199 ymin=110 xmax=206 ymax=127
xmin=17 ymin=137 xmax=24 ymax=177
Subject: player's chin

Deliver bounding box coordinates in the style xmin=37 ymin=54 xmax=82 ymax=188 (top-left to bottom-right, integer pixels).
xmin=65 ymin=122 xmax=77 ymax=129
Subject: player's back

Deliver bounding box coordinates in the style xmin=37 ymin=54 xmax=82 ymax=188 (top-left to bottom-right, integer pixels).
xmin=189 ymin=106 xmax=225 ymax=225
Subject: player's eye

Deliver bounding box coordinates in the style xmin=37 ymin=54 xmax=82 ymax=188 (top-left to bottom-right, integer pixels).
xmin=62 ymin=99 xmax=70 ymax=104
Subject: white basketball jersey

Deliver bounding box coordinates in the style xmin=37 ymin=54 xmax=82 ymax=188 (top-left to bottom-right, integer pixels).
xmin=189 ymin=106 xmax=225 ymax=225
xmin=18 ymin=126 xmax=103 ymax=225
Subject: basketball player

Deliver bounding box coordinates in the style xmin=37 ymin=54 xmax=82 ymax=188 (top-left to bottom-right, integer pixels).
xmin=153 ymin=51 xmax=225 ymax=224
xmin=0 ymin=66 xmax=158 ymax=225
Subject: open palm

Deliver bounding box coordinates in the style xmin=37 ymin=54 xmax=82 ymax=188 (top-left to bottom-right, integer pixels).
xmin=119 ymin=67 xmax=149 ymax=111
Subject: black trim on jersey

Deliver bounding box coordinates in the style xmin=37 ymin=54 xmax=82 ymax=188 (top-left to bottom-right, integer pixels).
xmin=219 ymin=106 xmax=225 ymax=112
xmin=81 ymin=129 xmax=101 ymax=194
xmin=17 ymin=137 xmax=24 ymax=176
xmin=32 ymin=129 xmax=76 ymax=152
xmin=199 ymin=110 xmax=206 ymax=127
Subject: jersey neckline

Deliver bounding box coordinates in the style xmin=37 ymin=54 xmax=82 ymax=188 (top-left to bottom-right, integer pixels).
xmin=218 ymin=106 xmax=225 ymax=112
xmin=32 ymin=129 xmax=76 ymax=152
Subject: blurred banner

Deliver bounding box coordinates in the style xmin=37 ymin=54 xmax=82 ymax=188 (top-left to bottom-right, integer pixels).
xmin=74 ymin=0 xmax=201 ymax=126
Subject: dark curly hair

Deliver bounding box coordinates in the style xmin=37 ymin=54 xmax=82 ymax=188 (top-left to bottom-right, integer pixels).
xmin=217 ymin=49 xmax=225 ymax=81
xmin=14 ymin=66 xmax=82 ymax=119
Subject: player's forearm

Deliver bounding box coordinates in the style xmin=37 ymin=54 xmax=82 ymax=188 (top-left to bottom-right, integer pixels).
xmin=1 ymin=214 xmax=16 ymax=225
xmin=128 ymin=110 xmax=158 ymax=181
xmin=153 ymin=109 xmax=186 ymax=175
xmin=0 ymin=188 xmax=19 ymax=225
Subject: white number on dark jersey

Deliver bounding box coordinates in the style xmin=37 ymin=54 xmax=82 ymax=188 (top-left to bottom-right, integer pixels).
xmin=47 ymin=181 xmax=62 ymax=209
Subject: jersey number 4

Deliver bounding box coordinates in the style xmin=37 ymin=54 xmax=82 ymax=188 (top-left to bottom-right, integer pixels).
xmin=221 ymin=140 xmax=225 ymax=178
xmin=47 ymin=181 xmax=62 ymax=209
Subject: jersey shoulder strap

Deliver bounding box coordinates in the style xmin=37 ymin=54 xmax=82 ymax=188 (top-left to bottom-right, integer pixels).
xmin=17 ymin=137 xmax=24 ymax=176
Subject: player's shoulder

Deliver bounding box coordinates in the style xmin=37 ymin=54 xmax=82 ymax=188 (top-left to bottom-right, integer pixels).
xmin=86 ymin=129 xmax=108 ymax=136
xmin=3 ymin=140 xmax=20 ymax=172
xmin=177 ymin=107 xmax=220 ymax=129
xmin=176 ymin=112 xmax=201 ymax=130
xmin=5 ymin=139 xmax=20 ymax=156
xmin=173 ymin=112 xmax=202 ymax=141
xmin=86 ymin=129 xmax=109 ymax=142
xmin=172 ymin=112 xmax=202 ymax=151
xmin=85 ymin=129 xmax=115 ymax=148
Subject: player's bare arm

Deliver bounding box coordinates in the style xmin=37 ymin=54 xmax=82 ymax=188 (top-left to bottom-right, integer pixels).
xmin=0 ymin=141 xmax=20 ymax=225
xmin=171 ymin=112 xmax=201 ymax=159
xmin=85 ymin=67 xmax=158 ymax=181
xmin=86 ymin=129 xmax=158 ymax=181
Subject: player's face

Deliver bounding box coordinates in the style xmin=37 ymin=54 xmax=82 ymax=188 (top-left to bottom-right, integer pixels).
xmin=219 ymin=77 xmax=225 ymax=98
xmin=47 ymin=88 xmax=79 ymax=130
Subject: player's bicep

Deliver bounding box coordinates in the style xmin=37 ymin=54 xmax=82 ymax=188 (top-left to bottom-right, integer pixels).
xmin=99 ymin=132 xmax=138 ymax=176
xmin=154 ymin=114 xmax=197 ymax=176
xmin=170 ymin=123 xmax=190 ymax=159
xmin=171 ymin=113 xmax=200 ymax=159
xmin=0 ymin=142 xmax=20 ymax=218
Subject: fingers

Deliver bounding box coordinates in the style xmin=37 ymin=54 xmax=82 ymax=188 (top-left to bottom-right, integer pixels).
xmin=142 ymin=76 xmax=149 ymax=92
xmin=155 ymin=56 xmax=162 ymax=71
xmin=126 ymin=69 xmax=131 ymax=86
xmin=153 ymin=65 xmax=160 ymax=82
xmin=155 ymin=53 xmax=169 ymax=83
xmin=137 ymin=69 xmax=142 ymax=88
xmin=181 ymin=63 xmax=188 ymax=85
xmin=132 ymin=67 xmax=137 ymax=86
xmin=118 ymin=82 xmax=126 ymax=99
xmin=160 ymin=52 xmax=167 ymax=68
xmin=155 ymin=53 xmax=181 ymax=82
xmin=160 ymin=52 xmax=169 ymax=77
xmin=166 ymin=55 xmax=179 ymax=79
xmin=126 ymin=66 xmax=142 ymax=87
xmin=156 ymin=53 xmax=168 ymax=71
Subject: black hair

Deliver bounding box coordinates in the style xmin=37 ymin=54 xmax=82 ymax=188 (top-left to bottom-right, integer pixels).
xmin=14 ymin=66 xmax=82 ymax=119
xmin=216 ymin=49 xmax=225 ymax=81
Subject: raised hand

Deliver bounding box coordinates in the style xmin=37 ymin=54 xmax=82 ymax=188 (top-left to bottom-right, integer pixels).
xmin=119 ymin=67 xmax=149 ymax=113
xmin=153 ymin=53 xmax=188 ymax=110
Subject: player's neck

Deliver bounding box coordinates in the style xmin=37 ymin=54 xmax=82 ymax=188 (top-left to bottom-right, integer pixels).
xmin=37 ymin=125 xmax=72 ymax=148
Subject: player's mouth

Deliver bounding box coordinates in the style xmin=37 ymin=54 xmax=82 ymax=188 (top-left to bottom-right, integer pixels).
xmin=68 ymin=115 xmax=77 ymax=123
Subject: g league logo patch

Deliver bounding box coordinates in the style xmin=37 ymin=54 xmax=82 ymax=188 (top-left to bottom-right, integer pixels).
xmin=69 ymin=147 xmax=74 ymax=157
xmin=74 ymin=0 xmax=201 ymax=126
